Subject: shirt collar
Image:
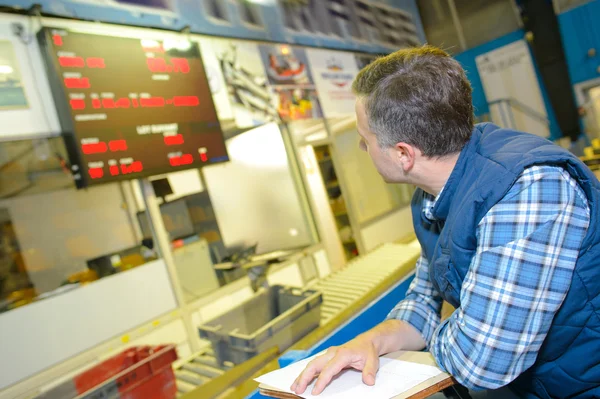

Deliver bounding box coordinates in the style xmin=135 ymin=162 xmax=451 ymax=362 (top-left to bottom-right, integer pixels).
xmin=422 ymin=186 xmax=445 ymax=221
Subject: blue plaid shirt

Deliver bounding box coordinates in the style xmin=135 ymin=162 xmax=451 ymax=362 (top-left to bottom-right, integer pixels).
xmin=387 ymin=165 xmax=591 ymax=390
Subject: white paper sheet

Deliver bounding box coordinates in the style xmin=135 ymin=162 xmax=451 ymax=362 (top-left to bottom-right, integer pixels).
xmin=255 ymin=354 xmax=443 ymax=399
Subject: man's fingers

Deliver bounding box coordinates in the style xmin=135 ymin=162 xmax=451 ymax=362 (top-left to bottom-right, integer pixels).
xmin=291 ymin=360 xmax=321 ymax=394
xmin=311 ymin=355 xmax=349 ymax=395
xmin=291 ymin=350 xmax=337 ymax=394
xmin=361 ymin=348 xmax=379 ymax=386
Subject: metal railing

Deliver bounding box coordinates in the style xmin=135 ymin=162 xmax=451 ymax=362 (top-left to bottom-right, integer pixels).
xmin=487 ymin=97 xmax=551 ymax=130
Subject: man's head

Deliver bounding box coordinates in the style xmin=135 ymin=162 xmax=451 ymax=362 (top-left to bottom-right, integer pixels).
xmin=352 ymin=45 xmax=474 ymax=184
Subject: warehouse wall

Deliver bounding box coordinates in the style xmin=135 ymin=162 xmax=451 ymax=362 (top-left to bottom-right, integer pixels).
xmin=454 ymin=29 xmax=562 ymax=139
xmin=558 ymin=0 xmax=600 ymax=85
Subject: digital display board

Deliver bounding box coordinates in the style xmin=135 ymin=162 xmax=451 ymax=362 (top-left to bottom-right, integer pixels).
xmin=38 ymin=27 xmax=228 ymax=188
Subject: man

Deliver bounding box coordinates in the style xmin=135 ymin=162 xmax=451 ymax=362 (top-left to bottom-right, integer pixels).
xmin=291 ymin=45 xmax=600 ymax=398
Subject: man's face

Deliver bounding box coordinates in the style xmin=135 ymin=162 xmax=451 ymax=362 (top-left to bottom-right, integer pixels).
xmin=355 ymin=99 xmax=406 ymax=183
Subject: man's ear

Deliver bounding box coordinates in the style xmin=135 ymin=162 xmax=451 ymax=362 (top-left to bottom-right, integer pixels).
xmin=394 ymin=142 xmax=416 ymax=172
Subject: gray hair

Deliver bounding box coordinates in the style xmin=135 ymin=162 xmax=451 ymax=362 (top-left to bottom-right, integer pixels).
xmin=352 ymin=45 xmax=474 ymax=157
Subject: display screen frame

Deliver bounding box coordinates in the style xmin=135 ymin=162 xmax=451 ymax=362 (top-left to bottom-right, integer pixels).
xmin=37 ymin=26 xmax=229 ymax=189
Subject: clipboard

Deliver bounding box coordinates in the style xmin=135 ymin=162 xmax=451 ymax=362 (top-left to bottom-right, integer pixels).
xmin=258 ymin=351 xmax=457 ymax=399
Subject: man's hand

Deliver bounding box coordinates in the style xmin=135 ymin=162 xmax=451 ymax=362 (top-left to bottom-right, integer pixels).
xmin=290 ymin=334 xmax=379 ymax=395
xmin=289 ymin=320 xmax=426 ymax=395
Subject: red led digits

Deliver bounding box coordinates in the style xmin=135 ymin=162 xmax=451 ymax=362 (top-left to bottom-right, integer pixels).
xmin=64 ymin=77 xmax=90 ymax=89
xmin=81 ymin=142 xmax=108 ymax=154
xmin=86 ymin=58 xmax=106 ymax=68
xmin=59 ymin=56 xmax=85 ymax=68
xmin=140 ymin=97 xmax=165 ymax=107
xmin=146 ymin=58 xmax=169 ymax=73
xmin=146 ymin=57 xmax=190 ymax=73
xmin=87 ymin=95 xmax=197 ymax=109
xmin=89 ymin=98 xmax=132 ymax=109
xmin=88 ymin=168 xmax=104 ymax=179
xmin=173 ymin=96 xmax=199 ymax=107
xmin=198 ymin=148 xmax=208 ymax=162
xmin=169 ymin=154 xmax=193 ymax=166
xmin=70 ymin=99 xmax=85 ymax=110
xmin=132 ymin=161 xmax=143 ymax=172
xmin=164 ymin=134 xmax=184 ymax=146
xmin=51 ymin=31 xmax=222 ymax=186
xmin=115 ymin=98 xmax=131 ymax=108
xmin=109 ymin=140 xmax=127 ymax=152
xmin=171 ymin=58 xmax=190 ymax=73
xmin=119 ymin=161 xmax=144 ymax=175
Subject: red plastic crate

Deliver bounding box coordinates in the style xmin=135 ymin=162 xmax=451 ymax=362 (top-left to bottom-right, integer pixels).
xmin=75 ymin=345 xmax=178 ymax=399
xmin=120 ymin=367 xmax=177 ymax=399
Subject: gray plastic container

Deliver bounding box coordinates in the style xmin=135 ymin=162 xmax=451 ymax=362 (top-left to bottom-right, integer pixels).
xmin=198 ymin=285 xmax=322 ymax=366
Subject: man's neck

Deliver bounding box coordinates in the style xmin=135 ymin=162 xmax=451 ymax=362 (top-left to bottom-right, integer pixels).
xmin=414 ymin=153 xmax=460 ymax=197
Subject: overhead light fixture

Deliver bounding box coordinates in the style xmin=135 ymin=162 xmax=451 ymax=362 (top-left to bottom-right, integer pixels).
xmin=0 ymin=65 xmax=14 ymax=74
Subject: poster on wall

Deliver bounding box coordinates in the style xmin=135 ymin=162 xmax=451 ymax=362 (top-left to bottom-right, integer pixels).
xmin=0 ymin=40 xmax=28 ymax=110
xmin=306 ymin=49 xmax=360 ymax=118
xmin=476 ymin=40 xmax=550 ymax=138
xmin=203 ymin=38 xmax=276 ymax=129
xmin=258 ymin=44 xmax=323 ymax=121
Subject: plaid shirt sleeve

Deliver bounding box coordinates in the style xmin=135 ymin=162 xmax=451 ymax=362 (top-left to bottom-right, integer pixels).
xmin=388 ymin=165 xmax=590 ymax=390
xmin=386 ymin=253 xmax=444 ymax=344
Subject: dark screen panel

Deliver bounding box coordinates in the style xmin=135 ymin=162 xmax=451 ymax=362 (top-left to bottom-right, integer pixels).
xmin=38 ymin=27 xmax=228 ymax=188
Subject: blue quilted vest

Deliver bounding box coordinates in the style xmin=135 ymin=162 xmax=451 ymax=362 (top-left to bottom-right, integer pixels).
xmin=411 ymin=123 xmax=600 ymax=398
